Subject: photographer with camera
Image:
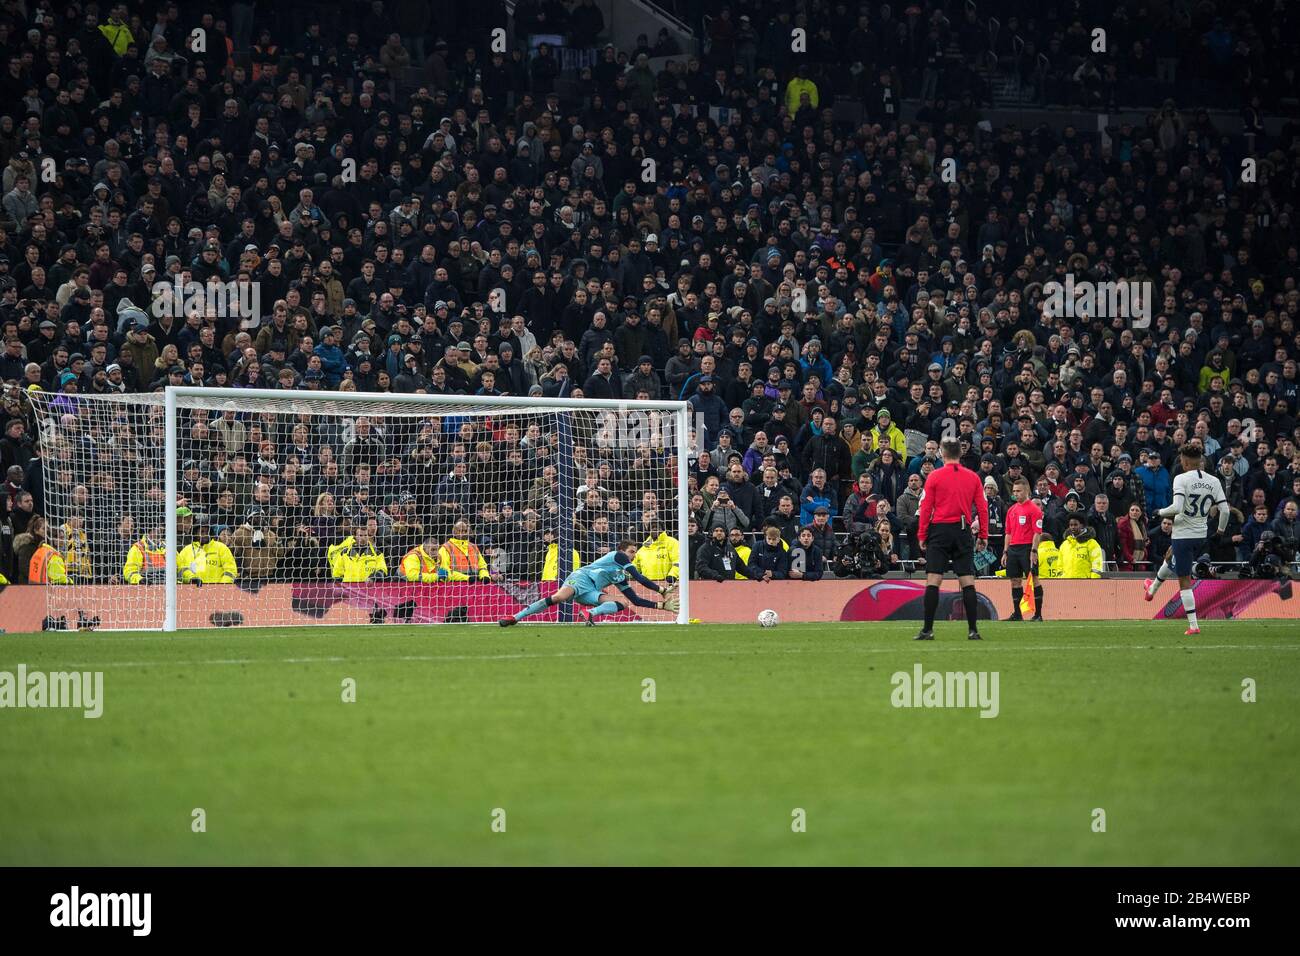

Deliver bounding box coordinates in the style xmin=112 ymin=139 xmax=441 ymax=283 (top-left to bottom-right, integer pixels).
xmin=868 ymin=519 xmax=900 ymax=575
xmin=705 ymin=488 xmax=750 ymax=534
xmin=1273 ymin=500 xmax=1299 ymax=552
xmin=831 ymin=523 xmax=893 ymax=579
xmin=1245 ymin=529 xmax=1297 ymax=578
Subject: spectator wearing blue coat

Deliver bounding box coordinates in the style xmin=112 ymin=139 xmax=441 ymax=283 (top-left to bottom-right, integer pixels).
xmin=313 ymin=326 xmax=347 ymax=387
xmin=1135 ymin=448 xmax=1172 ymax=514
xmin=799 ymin=468 xmax=839 ymax=525
xmin=799 ymin=338 xmax=834 ymax=387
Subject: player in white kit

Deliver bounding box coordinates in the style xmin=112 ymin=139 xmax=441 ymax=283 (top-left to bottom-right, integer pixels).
xmin=1144 ymin=443 xmax=1230 ymax=634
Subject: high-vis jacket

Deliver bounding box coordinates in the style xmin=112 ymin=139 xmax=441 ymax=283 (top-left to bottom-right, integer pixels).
xmin=437 ymin=537 xmax=489 ymax=581
xmin=734 ymin=543 xmax=753 ymax=580
xmin=178 ymin=540 xmax=238 ymax=584
xmin=329 ymin=537 xmax=389 ymax=582
xmin=61 ymin=522 xmax=89 ymax=581
xmin=98 ymin=18 xmax=134 ymax=55
xmin=863 ymin=422 xmax=907 ymax=461
xmin=401 ymin=546 xmax=440 ymax=582
xmin=1058 ymin=533 xmax=1104 ymax=579
xmin=29 ymin=543 xmax=69 ymax=584
xmin=633 ymin=532 xmax=680 ymax=581
xmin=123 ymin=537 xmax=167 ymax=584
xmin=542 ymin=544 xmax=582 ymax=581
xmin=1036 ymin=540 xmax=1061 ymax=578
xmin=784 ymin=76 xmax=819 ymax=115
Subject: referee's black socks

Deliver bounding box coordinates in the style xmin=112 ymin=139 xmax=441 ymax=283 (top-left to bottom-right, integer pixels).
xmin=962 ymin=585 xmax=979 ymax=631
xmin=922 ymin=585 xmax=939 ymax=631
xmin=1034 ymin=585 xmax=1043 ymax=617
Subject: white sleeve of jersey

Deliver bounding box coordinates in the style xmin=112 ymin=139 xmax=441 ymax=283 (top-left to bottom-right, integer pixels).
xmin=1210 ymin=474 xmax=1230 ymax=534
xmin=1170 ymin=472 xmax=1229 ymax=538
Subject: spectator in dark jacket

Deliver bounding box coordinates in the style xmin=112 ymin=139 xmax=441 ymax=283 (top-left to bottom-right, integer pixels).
xmin=1146 ymin=515 xmax=1174 ymax=564
xmin=1251 ymin=456 xmax=1287 ymax=512
xmin=805 ymin=509 xmax=836 ymax=555
xmin=869 ymin=447 xmax=906 ymax=507
xmin=1086 ymin=493 xmax=1119 ymax=562
xmin=694 ymin=524 xmax=758 ymax=580
xmin=721 ymin=461 xmax=760 ymax=526
xmin=689 ymin=375 xmax=728 ymax=447
xmin=801 ymin=416 xmax=852 ymax=488
xmin=748 ymin=523 xmax=790 ymax=580
xmin=1238 ymin=503 xmax=1274 ymax=560
xmin=582 ymin=355 xmax=624 ymax=399
xmin=787 ymin=527 xmax=824 ymax=580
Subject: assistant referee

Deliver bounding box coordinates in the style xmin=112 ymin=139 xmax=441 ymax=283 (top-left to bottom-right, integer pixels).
xmin=915 ymin=437 xmax=990 ymax=640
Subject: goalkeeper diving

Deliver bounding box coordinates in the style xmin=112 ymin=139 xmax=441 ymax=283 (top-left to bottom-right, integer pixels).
xmin=500 ymin=541 xmax=678 ymax=626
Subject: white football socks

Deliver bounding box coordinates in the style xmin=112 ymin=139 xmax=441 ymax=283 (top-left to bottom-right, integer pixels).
xmin=1181 ymin=588 xmax=1198 ymax=629
xmin=1148 ymin=562 xmax=1175 ymax=596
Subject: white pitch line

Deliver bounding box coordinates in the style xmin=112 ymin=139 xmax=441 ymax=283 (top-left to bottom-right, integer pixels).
xmin=13 ymin=643 xmax=1300 ymax=670
xmin=8 ymin=619 xmax=1300 ymax=641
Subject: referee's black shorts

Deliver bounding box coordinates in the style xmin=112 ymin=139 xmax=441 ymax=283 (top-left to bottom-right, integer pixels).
xmin=1005 ymin=543 xmax=1033 ymax=579
xmin=924 ymin=522 xmax=975 ymax=576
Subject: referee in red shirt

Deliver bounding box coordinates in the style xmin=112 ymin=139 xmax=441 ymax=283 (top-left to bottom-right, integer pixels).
xmin=1002 ymin=476 xmax=1044 ymax=621
xmin=915 ymin=437 xmax=990 ymax=640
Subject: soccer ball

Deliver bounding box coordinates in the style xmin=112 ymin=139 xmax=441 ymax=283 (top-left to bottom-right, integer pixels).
xmin=188 ymin=552 xmax=207 ymax=576
xmin=757 ymin=608 xmax=779 ymax=628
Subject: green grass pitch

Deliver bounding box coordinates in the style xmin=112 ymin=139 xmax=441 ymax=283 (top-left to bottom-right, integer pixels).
xmin=1 ymin=620 xmax=1297 ymax=865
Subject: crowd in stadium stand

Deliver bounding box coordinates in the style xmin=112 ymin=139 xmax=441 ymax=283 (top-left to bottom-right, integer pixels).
xmin=1 ymin=0 xmax=1299 ymax=591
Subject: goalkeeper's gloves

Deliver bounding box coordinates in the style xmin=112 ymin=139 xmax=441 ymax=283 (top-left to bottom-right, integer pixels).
xmin=660 ymin=594 xmax=680 ymax=612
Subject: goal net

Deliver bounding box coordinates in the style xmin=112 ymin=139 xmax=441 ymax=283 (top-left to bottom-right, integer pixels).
xmin=26 ymin=387 xmax=691 ymax=630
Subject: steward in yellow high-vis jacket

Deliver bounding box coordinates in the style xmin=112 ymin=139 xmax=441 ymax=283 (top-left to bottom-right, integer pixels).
xmin=98 ymin=14 xmax=134 ymax=54
xmin=542 ymin=543 xmax=583 ymax=581
xmin=784 ymin=66 xmax=820 ymax=115
xmin=177 ymin=519 xmax=238 ymax=585
xmin=61 ymin=519 xmax=90 ymax=582
xmin=401 ymin=535 xmax=442 ymax=582
xmin=634 ymin=529 xmax=680 ymax=582
xmin=437 ymin=520 xmax=491 ymax=582
xmin=329 ymin=526 xmax=389 ymax=582
xmin=123 ymin=528 xmax=167 ymax=584
xmin=1036 ymin=539 xmax=1062 ymax=578
xmin=732 ymin=527 xmax=754 ymax=581
xmin=1058 ymin=519 xmax=1105 ymax=579
xmin=29 ymin=541 xmax=70 ymax=584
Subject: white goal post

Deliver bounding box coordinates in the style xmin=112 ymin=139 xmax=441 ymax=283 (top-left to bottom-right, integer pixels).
xmin=27 ymin=386 xmax=691 ymax=630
